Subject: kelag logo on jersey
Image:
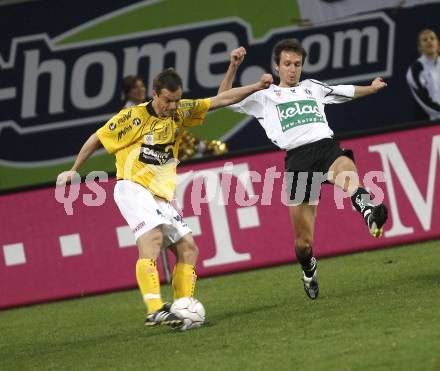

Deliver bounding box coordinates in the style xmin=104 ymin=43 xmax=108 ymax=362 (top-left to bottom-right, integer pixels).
xmin=0 ymin=11 xmax=394 ymax=163
xmin=277 ymin=100 xmax=325 ymax=131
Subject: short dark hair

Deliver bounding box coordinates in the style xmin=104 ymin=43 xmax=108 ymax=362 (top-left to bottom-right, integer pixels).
xmin=273 ymin=39 xmax=307 ymax=65
xmin=121 ymin=75 xmax=144 ymax=100
xmin=153 ymin=68 xmax=183 ymax=94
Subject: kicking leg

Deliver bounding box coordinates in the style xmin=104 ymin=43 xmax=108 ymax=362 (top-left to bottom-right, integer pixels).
xmin=328 ymin=155 xmax=388 ymax=237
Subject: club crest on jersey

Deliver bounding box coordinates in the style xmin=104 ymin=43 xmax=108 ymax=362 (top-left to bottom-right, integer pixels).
xmin=108 ymin=122 xmax=116 ymax=131
xmin=274 ymin=89 xmax=281 ymax=97
xmin=144 ymin=133 xmax=154 ymax=145
xmin=133 ymin=118 xmax=141 ymax=126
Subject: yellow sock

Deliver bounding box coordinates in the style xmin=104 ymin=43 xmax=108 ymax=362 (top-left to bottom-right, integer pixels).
xmin=172 ymin=263 xmax=197 ymax=299
xmin=135 ymin=259 xmax=164 ymax=314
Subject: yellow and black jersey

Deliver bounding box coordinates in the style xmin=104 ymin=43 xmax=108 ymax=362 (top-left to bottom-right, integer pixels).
xmin=96 ymin=98 xmax=211 ymax=200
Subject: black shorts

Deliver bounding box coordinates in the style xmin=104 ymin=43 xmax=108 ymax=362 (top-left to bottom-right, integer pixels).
xmin=284 ymin=138 xmax=354 ymax=204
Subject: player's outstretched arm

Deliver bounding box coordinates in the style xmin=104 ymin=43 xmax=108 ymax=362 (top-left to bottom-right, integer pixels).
xmin=217 ymin=46 xmax=246 ymax=94
xmin=56 ymin=133 xmax=102 ymax=185
xmin=353 ymin=77 xmax=387 ymax=99
xmin=210 ymin=73 xmax=273 ymax=110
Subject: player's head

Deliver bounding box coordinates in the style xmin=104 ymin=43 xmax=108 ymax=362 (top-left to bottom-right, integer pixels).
xmin=122 ymin=75 xmax=147 ymax=105
xmin=417 ymin=29 xmax=439 ymax=58
xmin=273 ymin=39 xmax=307 ymax=87
xmin=152 ymin=68 xmax=183 ymax=117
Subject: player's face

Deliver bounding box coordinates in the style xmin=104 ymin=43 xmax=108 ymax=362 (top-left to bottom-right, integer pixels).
xmin=418 ymin=31 xmax=439 ymax=57
xmin=276 ymin=51 xmax=303 ymax=87
xmin=153 ymin=87 xmax=182 ymax=117
xmin=128 ymin=79 xmax=147 ymax=104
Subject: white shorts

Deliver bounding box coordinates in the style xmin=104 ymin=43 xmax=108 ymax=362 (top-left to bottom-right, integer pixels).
xmin=113 ymin=180 xmax=192 ymax=246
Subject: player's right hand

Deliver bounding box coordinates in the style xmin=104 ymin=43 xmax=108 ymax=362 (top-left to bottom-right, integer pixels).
xmin=230 ymin=46 xmax=246 ymax=67
xmin=56 ymin=170 xmax=77 ymax=186
xmin=259 ymin=74 xmax=273 ymax=89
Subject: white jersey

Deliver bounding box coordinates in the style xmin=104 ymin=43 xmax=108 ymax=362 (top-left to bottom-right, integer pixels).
xmin=229 ymin=79 xmax=355 ymax=150
xmin=406 ymin=54 xmax=440 ymax=120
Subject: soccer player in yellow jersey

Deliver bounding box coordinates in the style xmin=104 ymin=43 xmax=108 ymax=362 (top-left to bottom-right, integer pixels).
xmin=56 ymin=68 xmax=273 ymax=328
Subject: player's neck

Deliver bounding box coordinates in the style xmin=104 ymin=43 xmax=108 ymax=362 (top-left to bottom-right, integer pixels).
xmin=278 ymin=81 xmax=300 ymax=88
xmin=150 ymin=100 xmax=161 ymax=117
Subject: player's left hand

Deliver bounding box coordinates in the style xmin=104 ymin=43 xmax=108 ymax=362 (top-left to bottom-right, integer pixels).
xmin=371 ymin=77 xmax=387 ymax=92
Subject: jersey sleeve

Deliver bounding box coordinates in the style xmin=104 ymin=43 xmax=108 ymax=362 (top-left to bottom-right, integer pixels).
xmin=180 ymin=98 xmax=211 ymax=127
xmin=227 ymin=91 xmax=264 ymax=117
xmin=321 ymin=84 xmax=355 ymax=104
xmin=96 ymin=108 xmax=140 ymax=154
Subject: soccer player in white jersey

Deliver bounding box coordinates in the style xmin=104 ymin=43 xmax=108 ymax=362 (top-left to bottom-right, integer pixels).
xmin=57 ymin=68 xmax=273 ymax=327
xmin=406 ymin=29 xmax=440 ymax=120
xmin=219 ymin=39 xmax=388 ymax=300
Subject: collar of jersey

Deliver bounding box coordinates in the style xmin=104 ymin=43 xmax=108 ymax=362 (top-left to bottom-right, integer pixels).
xmin=421 ymin=54 xmax=439 ymax=66
xmin=277 ymin=83 xmax=301 ymax=89
xmin=146 ymin=101 xmax=158 ymax=117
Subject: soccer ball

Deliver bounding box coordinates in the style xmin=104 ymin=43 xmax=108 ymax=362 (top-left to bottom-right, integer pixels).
xmin=170 ymin=297 xmax=206 ymax=331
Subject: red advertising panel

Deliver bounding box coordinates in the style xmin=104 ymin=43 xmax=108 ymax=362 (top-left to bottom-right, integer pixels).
xmin=1 ymin=125 xmax=439 ymax=308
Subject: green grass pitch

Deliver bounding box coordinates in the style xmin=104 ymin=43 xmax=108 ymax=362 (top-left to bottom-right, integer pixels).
xmin=1 ymin=240 xmax=439 ymax=370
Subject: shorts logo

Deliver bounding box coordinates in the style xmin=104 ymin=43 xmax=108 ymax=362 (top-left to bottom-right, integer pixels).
xmin=133 ymin=221 xmax=146 ymax=233
xmin=174 ymin=214 xmax=187 ymax=227
xmin=276 ymin=100 xmax=324 ymax=132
